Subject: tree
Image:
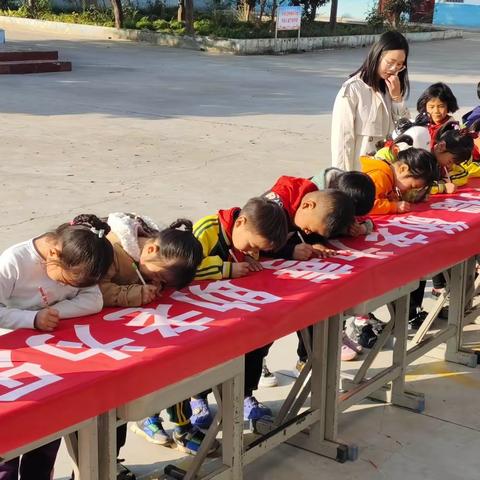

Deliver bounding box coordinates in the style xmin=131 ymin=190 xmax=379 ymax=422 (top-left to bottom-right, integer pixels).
xmin=292 ymin=0 xmax=329 ymax=24
xmin=379 ymin=0 xmax=418 ymax=29
xmin=110 ymin=0 xmax=124 ymax=28
xmin=329 ymin=0 xmax=338 ymax=32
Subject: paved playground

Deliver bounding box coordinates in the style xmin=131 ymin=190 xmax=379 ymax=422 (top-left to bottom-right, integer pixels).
xmin=1 ymin=22 xmax=480 ymax=480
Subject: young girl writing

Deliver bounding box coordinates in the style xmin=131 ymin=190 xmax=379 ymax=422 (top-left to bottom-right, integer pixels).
xmin=0 ymin=214 xmax=113 ymax=480
xmin=100 ymin=213 xmax=215 ymax=456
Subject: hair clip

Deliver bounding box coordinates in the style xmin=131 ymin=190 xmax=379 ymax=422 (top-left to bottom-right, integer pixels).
xmin=90 ymin=227 xmax=105 ymax=238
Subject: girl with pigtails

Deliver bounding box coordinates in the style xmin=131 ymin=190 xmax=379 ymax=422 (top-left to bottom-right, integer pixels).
xmin=0 ymin=214 xmax=113 ymax=480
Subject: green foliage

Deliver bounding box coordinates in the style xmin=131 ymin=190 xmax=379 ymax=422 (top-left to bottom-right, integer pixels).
xmin=365 ymin=4 xmax=385 ymax=32
xmin=152 ymin=18 xmax=169 ymax=31
xmin=135 ymin=15 xmax=154 ymax=29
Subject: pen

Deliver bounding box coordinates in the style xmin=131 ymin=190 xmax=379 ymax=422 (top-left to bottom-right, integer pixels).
xmin=229 ymin=249 xmax=240 ymax=263
xmin=132 ymin=262 xmax=147 ymax=286
xmin=38 ymin=287 xmax=49 ymax=307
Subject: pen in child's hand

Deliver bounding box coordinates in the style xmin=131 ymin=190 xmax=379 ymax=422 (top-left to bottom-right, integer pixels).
xmin=444 ymin=166 xmax=451 ymax=183
xmin=335 ymin=250 xmax=353 ymax=256
xmin=297 ymin=231 xmax=306 ymax=244
xmin=132 ymin=262 xmax=147 ymax=285
xmin=38 ymin=287 xmax=49 ymax=307
xmin=229 ymin=249 xmax=240 ymax=263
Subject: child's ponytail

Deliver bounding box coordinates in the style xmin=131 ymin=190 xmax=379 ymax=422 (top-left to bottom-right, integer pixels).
xmin=435 ymin=121 xmax=475 ymax=163
xmin=49 ymin=214 xmax=114 ymax=287
xmin=153 ymin=219 xmax=203 ymax=289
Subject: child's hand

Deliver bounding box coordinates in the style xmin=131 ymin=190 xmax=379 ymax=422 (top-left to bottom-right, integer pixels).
xmin=141 ymin=284 xmax=158 ymax=305
xmin=245 ymin=255 xmax=263 ymax=272
xmin=396 ymin=201 xmax=411 ymax=213
xmin=293 ymin=243 xmax=314 ymax=260
xmin=445 ymin=182 xmax=457 ymax=194
xmin=232 ymin=262 xmax=250 ymax=278
xmin=348 ymin=221 xmax=368 ymax=237
xmin=311 ymin=244 xmax=338 ymax=258
xmin=34 ymin=308 xmax=60 ymax=332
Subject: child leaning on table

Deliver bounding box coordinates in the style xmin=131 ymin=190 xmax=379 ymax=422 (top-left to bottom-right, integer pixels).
xmin=99 ymin=213 xmax=219 ymax=457
xmin=0 ymin=214 xmax=113 ymax=480
xmin=189 ymin=197 xmax=288 ymax=428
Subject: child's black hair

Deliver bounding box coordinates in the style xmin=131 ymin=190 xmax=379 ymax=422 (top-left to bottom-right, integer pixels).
xmin=397 ymin=148 xmax=438 ymax=187
xmin=417 ymin=82 xmax=459 ymax=116
xmin=351 ymin=30 xmax=410 ymax=97
xmin=435 ymin=121 xmax=474 ymax=163
xmin=322 ymin=190 xmax=355 ymax=238
xmin=155 ymin=219 xmax=203 ymax=289
xmin=329 ymin=171 xmax=375 ymax=217
xmin=240 ymin=197 xmax=288 ymax=251
xmin=48 ymin=214 xmax=114 ymax=288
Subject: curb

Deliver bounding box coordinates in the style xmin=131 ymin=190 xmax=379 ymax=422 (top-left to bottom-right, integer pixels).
xmin=0 ymin=16 xmax=463 ymax=55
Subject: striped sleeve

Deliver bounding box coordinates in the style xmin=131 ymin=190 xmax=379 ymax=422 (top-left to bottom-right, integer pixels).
xmin=193 ymin=215 xmax=232 ymax=280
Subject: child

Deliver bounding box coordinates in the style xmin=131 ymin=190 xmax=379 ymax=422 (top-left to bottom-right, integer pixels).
xmin=191 ymin=197 xmax=288 ymax=425
xmin=417 ymin=82 xmax=459 ymax=148
xmin=99 ymin=213 xmax=215 ymax=456
xmin=430 ymin=121 xmax=478 ymax=195
xmin=361 ymin=147 xmax=438 ymax=214
xmin=263 ymin=176 xmax=355 ymax=261
xmin=0 ymin=214 xmax=113 ymax=480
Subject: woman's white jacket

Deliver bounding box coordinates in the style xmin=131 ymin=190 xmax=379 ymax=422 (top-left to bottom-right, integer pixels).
xmin=331 ymin=74 xmax=409 ymax=171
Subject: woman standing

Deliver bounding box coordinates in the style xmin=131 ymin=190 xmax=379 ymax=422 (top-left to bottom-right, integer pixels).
xmin=331 ymin=31 xmax=410 ymax=171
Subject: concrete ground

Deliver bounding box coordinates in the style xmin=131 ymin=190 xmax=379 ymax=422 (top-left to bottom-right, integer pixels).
xmin=1 ymin=23 xmax=480 ymax=480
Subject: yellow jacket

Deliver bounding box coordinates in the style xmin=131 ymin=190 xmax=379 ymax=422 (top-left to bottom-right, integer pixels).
xmin=462 ymin=158 xmax=480 ymax=178
xmin=193 ymin=212 xmax=236 ymax=281
xmin=430 ymin=163 xmax=468 ymax=194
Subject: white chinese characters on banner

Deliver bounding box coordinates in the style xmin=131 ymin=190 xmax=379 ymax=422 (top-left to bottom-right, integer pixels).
xmin=26 ymin=325 xmax=145 ymax=361
xmin=262 ymin=258 xmax=353 ymax=283
xmin=171 ymin=280 xmax=282 ymax=312
xmin=104 ymin=304 xmax=214 ymax=338
xmin=0 ymin=350 xmax=62 ymax=402
xmin=366 ymin=228 xmax=428 ymax=247
xmin=382 ymin=215 xmax=468 ymax=234
xmin=431 ymin=197 xmax=480 ymax=214
xmin=328 ymin=240 xmax=394 ymax=261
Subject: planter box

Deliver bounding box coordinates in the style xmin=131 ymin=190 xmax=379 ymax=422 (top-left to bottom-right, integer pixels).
xmin=0 ymin=15 xmax=463 ymax=55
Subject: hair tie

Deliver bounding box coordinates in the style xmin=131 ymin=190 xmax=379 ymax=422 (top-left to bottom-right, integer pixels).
xmin=90 ymin=227 xmax=105 ymax=238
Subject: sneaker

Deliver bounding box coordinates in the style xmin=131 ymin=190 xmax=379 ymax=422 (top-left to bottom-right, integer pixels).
xmin=408 ymin=310 xmax=428 ymax=329
xmin=190 ymin=398 xmax=213 ymax=429
xmin=343 ymin=334 xmax=362 ymax=353
xmin=341 ymin=342 xmax=358 ymax=361
xmin=431 ymin=288 xmax=445 ymax=298
xmin=173 ymin=426 xmax=219 ymax=456
xmin=346 ymin=316 xmax=378 ymax=349
xmin=294 ymin=360 xmax=306 ymax=378
xmin=131 ymin=415 xmax=170 ymax=445
xmin=367 ymin=313 xmax=386 ymax=336
xmin=244 ymin=396 xmax=272 ymax=421
xmin=258 ymin=363 xmax=278 ymax=388
xmin=117 ymin=462 xmax=136 ymax=480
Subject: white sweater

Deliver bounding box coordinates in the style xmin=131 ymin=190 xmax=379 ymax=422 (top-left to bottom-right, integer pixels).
xmin=331 ymin=74 xmax=409 ymax=171
xmin=0 ymin=239 xmax=103 ymax=331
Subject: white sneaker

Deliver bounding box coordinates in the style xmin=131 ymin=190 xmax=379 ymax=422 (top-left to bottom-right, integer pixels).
xmin=259 ymin=363 xmax=278 ymax=388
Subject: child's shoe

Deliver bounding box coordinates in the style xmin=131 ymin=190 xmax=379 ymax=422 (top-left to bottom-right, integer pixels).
xmin=173 ymin=426 xmax=219 ymax=456
xmin=244 ymin=396 xmax=272 ymax=421
xmin=190 ymin=398 xmax=213 ymax=429
xmin=431 ymin=287 xmax=445 ymax=298
xmin=131 ymin=415 xmax=170 ymax=445
xmin=346 ymin=316 xmax=378 ymax=349
xmin=341 ymin=334 xmax=362 ymax=361
xmin=258 ymin=362 xmax=278 ymax=388
xmin=294 ymin=360 xmax=306 ymax=377
xmin=408 ymin=309 xmax=429 ymax=329
xmin=367 ymin=313 xmax=386 ymax=335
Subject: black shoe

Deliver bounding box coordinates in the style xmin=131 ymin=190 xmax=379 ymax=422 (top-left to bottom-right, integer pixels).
xmin=409 ymin=310 xmax=428 ymax=330
xmin=117 ymin=462 xmax=136 ymax=480
xmin=358 ymin=324 xmax=377 ymax=349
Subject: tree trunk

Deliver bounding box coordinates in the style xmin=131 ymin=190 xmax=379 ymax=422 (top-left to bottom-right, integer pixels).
xmin=110 ymin=0 xmax=123 ymax=28
xmin=177 ymin=0 xmax=185 ymax=22
xmin=271 ymin=0 xmax=277 ymax=23
xmin=258 ymin=0 xmax=267 ymax=25
xmin=329 ymin=0 xmax=338 ymax=32
xmin=184 ymin=0 xmax=193 ymax=34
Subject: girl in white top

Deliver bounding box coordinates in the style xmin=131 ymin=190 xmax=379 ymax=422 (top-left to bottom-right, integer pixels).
xmin=0 ymin=214 xmax=113 ymax=480
xmin=331 ymin=31 xmax=410 ymax=171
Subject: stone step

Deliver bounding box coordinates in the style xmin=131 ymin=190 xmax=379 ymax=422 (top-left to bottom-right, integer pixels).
xmin=0 ymin=50 xmax=59 ymax=62
xmin=0 ymin=59 xmax=72 ymax=74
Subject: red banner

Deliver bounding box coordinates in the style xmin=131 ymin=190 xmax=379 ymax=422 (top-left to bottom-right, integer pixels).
xmin=2 ymin=183 xmax=480 ymax=454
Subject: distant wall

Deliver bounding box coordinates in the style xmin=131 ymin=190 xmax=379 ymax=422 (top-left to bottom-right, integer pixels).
xmin=433 ymin=0 xmax=480 ymax=28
